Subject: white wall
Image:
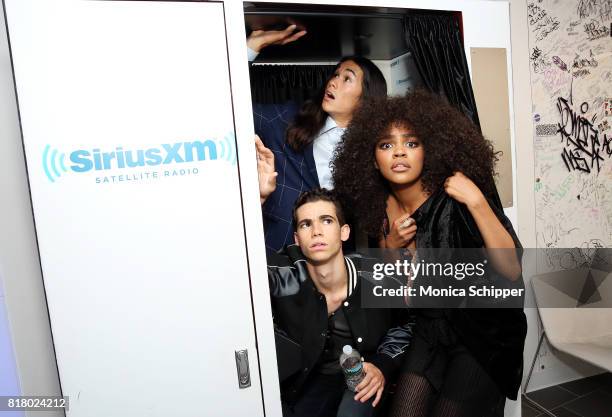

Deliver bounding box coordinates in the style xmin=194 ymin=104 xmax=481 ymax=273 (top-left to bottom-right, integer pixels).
xmin=0 ymin=2 xmax=63 ymax=416
xmin=504 ymin=0 xmax=606 ymax=392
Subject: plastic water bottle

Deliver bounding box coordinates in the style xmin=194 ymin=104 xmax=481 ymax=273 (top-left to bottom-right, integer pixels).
xmin=340 ymin=345 xmax=365 ymax=391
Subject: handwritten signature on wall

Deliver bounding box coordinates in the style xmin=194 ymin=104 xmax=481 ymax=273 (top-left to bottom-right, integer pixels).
xmin=557 ymin=91 xmax=612 ymax=174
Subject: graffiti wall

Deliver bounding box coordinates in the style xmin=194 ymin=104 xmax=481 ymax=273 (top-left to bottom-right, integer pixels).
xmin=528 ymin=0 xmax=612 ymax=254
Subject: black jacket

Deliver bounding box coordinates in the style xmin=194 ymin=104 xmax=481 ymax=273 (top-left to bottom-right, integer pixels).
xmin=410 ymin=189 xmax=527 ymax=400
xmin=267 ymin=247 xmax=414 ymax=404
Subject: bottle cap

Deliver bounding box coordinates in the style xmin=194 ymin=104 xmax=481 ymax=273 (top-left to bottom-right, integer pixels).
xmin=342 ymin=345 xmax=353 ymax=355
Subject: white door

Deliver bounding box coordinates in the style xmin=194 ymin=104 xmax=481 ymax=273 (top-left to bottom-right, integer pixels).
xmin=3 ymin=1 xmax=266 ymax=416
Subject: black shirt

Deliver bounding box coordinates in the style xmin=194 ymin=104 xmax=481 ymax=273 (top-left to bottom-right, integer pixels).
xmin=317 ymin=307 xmax=353 ymax=375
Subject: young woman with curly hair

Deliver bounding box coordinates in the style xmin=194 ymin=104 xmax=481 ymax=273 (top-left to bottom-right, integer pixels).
xmin=332 ymin=90 xmax=527 ymax=417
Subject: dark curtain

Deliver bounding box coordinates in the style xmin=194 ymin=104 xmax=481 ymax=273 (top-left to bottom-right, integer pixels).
xmin=405 ymin=13 xmax=506 ymax=210
xmin=404 ymin=13 xmax=481 ymax=129
xmin=249 ymin=64 xmax=335 ymax=105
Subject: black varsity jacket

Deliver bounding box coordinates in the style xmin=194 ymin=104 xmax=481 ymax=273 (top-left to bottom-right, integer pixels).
xmin=267 ymin=247 xmax=415 ymax=404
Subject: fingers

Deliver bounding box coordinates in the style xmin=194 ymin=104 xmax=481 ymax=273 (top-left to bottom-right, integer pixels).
xmin=396 ymin=222 xmax=417 ymax=242
xmin=257 ymin=145 xmax=274 ymax=160
xmin=354 ymin=364 xmax=384 ymax=403
xmin=268 ymin=25 xmax=305 ymax=45
xmin=255 ymin=135 xmax=265 ymax=153
xmin=354 ymin=370 xmax=373 ymax=393
xmin=355 ymin=383 xmax=379 ymax=403
xmin=445 ymin=171 xmax=470 ymax=187
xmin=386 ymin=215 xmax=418 ymax=248
xmin=255 ymin=136 xmax=274 ymax=160
xmin=280 ymin=29 xmax=307 ymax=44
xmin=372 ymin=387 xmax=384 ymax=407
xmin=401 ymin=225 xmax=417 ymax=240
xmin=398 ymin=217 xmax=415 ymax=230
xmin=263 ymin=25 xmax=295 ymax=44
xmin=248 ymin=25 xmax=306 ymax=52
xmin=393 ymin=213 xmax=413 ymax=226
xmin=279 ymin=24 xmax=298 ymax=37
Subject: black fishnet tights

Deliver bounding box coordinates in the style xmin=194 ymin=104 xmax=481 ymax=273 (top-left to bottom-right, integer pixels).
xmin=389 ymin=373 xmax=433 ymax=417
xmin=388 ymin=372 xmax=504 ymax=417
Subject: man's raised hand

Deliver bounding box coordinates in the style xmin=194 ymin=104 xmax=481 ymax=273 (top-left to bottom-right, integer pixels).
xmin=255 ymin=135 xmax=277 ymax=204
xmin=247 ymin=24 xmax=307 ymax=53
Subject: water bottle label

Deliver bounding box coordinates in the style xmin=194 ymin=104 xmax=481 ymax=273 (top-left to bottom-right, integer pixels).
xmin=345 ymin=363 xmax=362 ymax=375
xmin=341 ymin=357 xmax=363 ymax=376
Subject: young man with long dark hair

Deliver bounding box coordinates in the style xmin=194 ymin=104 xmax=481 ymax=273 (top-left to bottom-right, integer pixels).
xmin=248 ymin=26 xmax=387 ymax=253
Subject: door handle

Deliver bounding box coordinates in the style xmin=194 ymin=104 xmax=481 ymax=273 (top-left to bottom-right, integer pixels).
xmin=235 ymin=349 xmax=251 ymax=389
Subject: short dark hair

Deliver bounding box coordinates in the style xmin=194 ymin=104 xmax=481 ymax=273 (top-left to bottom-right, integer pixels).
xmin=292 ymin=188 xmax=346 ymax=231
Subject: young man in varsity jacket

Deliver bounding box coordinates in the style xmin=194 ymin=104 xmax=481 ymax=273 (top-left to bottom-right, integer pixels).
xmin=264 ymin=187 xmax=414 ymax=417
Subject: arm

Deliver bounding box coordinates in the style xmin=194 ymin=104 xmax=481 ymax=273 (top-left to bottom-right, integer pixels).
xmin=370 ymin=312 xmax=416 ymax=378
xmin=353 ymin=312 xmax=416 ymax=405
xmin=266 ymin=252 xmax=302 ymax=297
xmin=354 ymin=316 xmax=415 ymax=407
xmin=444 ymin=172 xmax=522 ymax=281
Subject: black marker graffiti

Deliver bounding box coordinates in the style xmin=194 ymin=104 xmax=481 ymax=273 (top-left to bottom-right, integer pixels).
xmin=578 ymin=0 xmax=600 ymax=19
xmin=536 ymin=18 xmax=561 ymax=41
xmin=530 ymin=47 xmax=550 ymax=73
xmin=597 ymin=0 xmax=612 ymax=22
xmin=584 ymin=19 xmax=610 ymax=40
xmin=557 ymin=90 xmax=612 ymax=174
xmin=578 ymin=0 xmax=612 ymax=22
xmin=529 ymin=2 xmax=548 ymax=25
xmin=529 ymin=2 xmax=561 ymax=41
xmin=571 ymin=51 xmax=597 ymax=78
xmin=572 ymin=50 xmax=598 ymax=69
xmin=573 ymin=68 xmax=591 ymax=78
xmin=567 ymin=20 xmax=581 ymax=35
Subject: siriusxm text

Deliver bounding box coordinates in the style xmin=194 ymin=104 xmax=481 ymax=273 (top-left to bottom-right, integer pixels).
xmin=70 ymin=141 xmax=217 ymax=172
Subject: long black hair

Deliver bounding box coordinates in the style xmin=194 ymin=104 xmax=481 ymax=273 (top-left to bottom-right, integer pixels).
xmin=286 ymin=56 xmax=387 ymax=151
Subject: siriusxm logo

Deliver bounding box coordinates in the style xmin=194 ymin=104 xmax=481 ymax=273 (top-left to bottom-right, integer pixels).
xmin=42 ymin=134 xmax=236 ymax=183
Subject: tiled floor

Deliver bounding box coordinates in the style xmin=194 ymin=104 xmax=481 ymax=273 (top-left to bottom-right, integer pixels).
xmin=523 ymin=373 xmax=612 ymax=417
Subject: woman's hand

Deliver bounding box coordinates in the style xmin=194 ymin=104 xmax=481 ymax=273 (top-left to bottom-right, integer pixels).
xmin=354 ymin=362 xmax=385 ymax=406
xmin=444 ymin=171 xmax=486 ymax=209
xmin=255 ymin=135 xmax=277 ymax=204
xmin=445 ymin=172 xmax=521 ymax=280
xmin=385 ymin=214 xmax=417 ymax=249
xmin=247 ymin=25 xmax=307 ymax=53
